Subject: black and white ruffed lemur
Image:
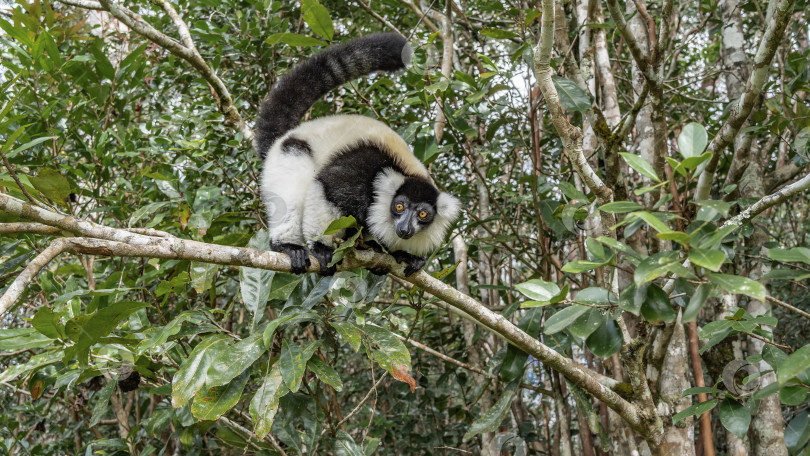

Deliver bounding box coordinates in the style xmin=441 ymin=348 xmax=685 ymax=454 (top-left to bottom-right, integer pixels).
xmin=254 ymin=33 xmax=461 ymax=276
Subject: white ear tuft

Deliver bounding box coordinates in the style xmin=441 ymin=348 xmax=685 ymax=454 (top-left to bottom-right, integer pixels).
xmin=437 ymin=192 xmax=461 ymax=222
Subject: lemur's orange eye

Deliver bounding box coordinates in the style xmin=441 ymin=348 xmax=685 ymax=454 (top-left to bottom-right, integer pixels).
xmin=419 ymin=211 xmax=427 ymax=218
xmin=395 ymin=204 xmax=404 ymax=211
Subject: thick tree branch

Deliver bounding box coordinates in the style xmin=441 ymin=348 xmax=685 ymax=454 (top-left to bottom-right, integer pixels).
xmin=694 ymin=0 xmax=795 ymax=202
xmin=0 ymin=240 xmax=68 ymax=315
xmin=723 ymin=172 xmax=810 ymax=227
xmin=604 ymin=0 xmax=656 ymax=84
xmin=61 ymin=0 xmax=253 ymax=144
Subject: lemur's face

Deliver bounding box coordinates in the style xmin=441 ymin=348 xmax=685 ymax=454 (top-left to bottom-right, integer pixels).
xmin=390 ymin=195 xmax=435 ymax=239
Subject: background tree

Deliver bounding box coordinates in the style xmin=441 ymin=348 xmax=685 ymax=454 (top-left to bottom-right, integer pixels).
xmin=1 ymin=0 xmax=809 ymax=455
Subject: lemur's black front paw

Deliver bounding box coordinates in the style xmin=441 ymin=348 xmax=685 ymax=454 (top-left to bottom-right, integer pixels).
xmin=392 ymin=251 xmax=426 ymax=277
xmin=310 ymin=241 xmax=337 ymax=276
xmin=272 ymin=242 xmax=311 ymax=274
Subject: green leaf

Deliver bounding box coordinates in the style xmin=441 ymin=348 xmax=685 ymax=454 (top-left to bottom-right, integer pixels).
xmin=462 ymin=379 xmax=519 ymax=441
xmin=0 ymin=328 xmax=54 ymax=351
xmin=562 ymin=259 xmax=606 ymax=273
xmin=324 ymin=215 xmax=358 ymax=235
xmin=30 ymin=307 xmax=63 ymax=339
xmin=363 ymin=324 xmax=411 ymax=374
xmin=500 ymin=307 xmax=543 ymax=382
xmin=191 ymin=262 xmax=218 ymax=293
xmin=479 ymin=27 xmax=519 ymax=39
xmin=707 ymin=273 xmax=766 ymax=302
xmin=262 ymin=311 xmax=319 ymax=348
xmin=778 ymin=345 xmax=810 ymax=385
xmin=65 ymin=301 xmax=150 ymax=365
xmin=279 ymin=339 xmax=321 ymax=393
xmin=575 ymin=287 xmax=612 ymax=305
xmin=683 ymin=284 xmax=714 ymax=322
xmin=619 ymin=153 xmax=660 ymax=182
xmin=634 ymin=251 xmax=680 ymax=285
xmin=598 ymin=201 xmax=645 ymax=213
xmin=515 ymin=279 xmax=560 ymax=302
xmin=267 ymin=273 xmax=302 ymax=301
xmin=779 ymin=386 xmax=808 ymax=406
xmin=628 ymin=211 xmax=670 ymax=233
xmin=192 ymin=371 xmax=249 ymax=420
xmin=544 ymin=305 xmax=589 ymax=335
xmin=672 ymin=399 xmax=718 ymax=424
xmin=569 ymin=308 xmax=603 ymax=338
xmin=768 ymin=247 xmax=810 ymax=265
xmin=206 ymin=332 xmax=267 ymax=388
xmin=786 ymin=410 xmax=810 ymax=454
xmin=718 ymin=397 xmax=751 ymax=438
xmin=29 ymin=168 xmax=72 ymax=206
xmin=585 ymin=318 xmax=623 ymax=357
xmin=308 ymin=356 xmax=343 ymax=392
xmin=301 ymin=0 xmax=334 ymax=40
xmin=172 ymin=335 xmax=231 ymax=408
xmin=266 ymin=32 xmax=324 ymax=47
xmin=678 ymin=122 xmax=708 ymax=158
xmin=330 ymin=320 xmax=363 ymax=352
xmin=250 ymin=364 xmax=287 ymax=439
xmin=90 ymin=379 xmax=115 ymax=426
xmin=682 ymin=386 xmax=714 ymax=396
xmin=551 ymin=76 xmax=591 ymax=112
xmin=681 ymin=151 xmax=712 ymax=170
xmin=689 ymin=248 xmax=725 ymax=272
xmin=657 ymin=231 xmax=690 ymax=245
xmin=639 ymin=284 xmax=676 ymax=324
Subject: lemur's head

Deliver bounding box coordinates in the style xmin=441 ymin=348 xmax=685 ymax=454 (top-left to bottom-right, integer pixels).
xmin=369 ymin=171 xmax=461 ymax=256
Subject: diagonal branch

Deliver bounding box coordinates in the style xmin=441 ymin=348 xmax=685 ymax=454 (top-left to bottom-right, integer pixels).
xmin=694 ymin=0 xmax=796 ymax=202
xmin=722 ymin=172 xmax=810 ymax=227
xmin=60 ymin=0 xmax=253 ymax=143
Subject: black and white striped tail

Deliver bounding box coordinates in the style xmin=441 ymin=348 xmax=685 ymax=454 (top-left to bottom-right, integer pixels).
xmin=254 ymin=33 xmax=410 ymax=158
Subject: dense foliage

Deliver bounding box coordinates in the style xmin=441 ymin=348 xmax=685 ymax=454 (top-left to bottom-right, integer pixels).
xmin=1 ymin=0 xmax=809 ymax=454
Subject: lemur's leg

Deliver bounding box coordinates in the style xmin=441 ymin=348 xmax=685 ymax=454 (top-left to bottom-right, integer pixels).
xmin=262 ymin=138 xmax=317 ymax=274
xmin=302 ymin=181 xmax=343 ymax=275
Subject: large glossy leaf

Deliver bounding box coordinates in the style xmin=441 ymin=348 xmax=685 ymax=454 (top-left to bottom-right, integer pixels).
xmin=190 ymin=262 xmax=218 ymax=294
xmin=331 ymin=320 xmax=363 ymax=352
xmin=569 ymin=308 xmax=602 ymax=338
xmin=778 ymin=345 xmax=810 ymax=385
xmin=786 ymin=410 xmax=810 ymax=453
xmin=262 ymin=311 xmax=319 ymax=348
xmin=551 ymin=76 xmax=591 ymax=112
xmin=515 ymin=279 xmax=560 ymax=302
xmin=677 ymin=122 xmax=708 ymax=158
xmin=689 ymin=248 xmax=725 ymax=272
xmin=585 ymin=318 xmax=623 ymax=357
xmin=768 ymin=247 xmax=810 ymax=265
xmin=619 ymin=153 xmax=660 ymax=182
xmin=683 ymin=284 xmax=714 ymax=322
xmin=172 ymin=334 xmax=230 ymax=408
xmin=250 ymin=364 xmax=287 ymax=439
xmin=718 ymin=397 xmax=750 ymax=438
xmin=500 ymin=307 xmax=543 ymax=382
xmin=462 ymin=379 xmax=519 ymax=441
xmin=544 ymin=305 xmax=589 ymax=335
xmin=707 ymin=273 xmax=767 ymax=302
xmin=0 ymin=328 xmax=54 ymax=351
xmin=279 ymin=339 xmax=321 ymax=393
xmin=206 ymin=331 xmax=267 ymax=388
xmin=265 ymin=32 xmax=324 ymax=47
xmin=598 ymin=201 xmax=645 ymax=213
xmin=634 ymin=251 xmax=680 ymax=285
xmin=308 ymin=357 xmax=343 ymax=392
xmin=363 ymin=324 xmax=411 ymax=374
xmin=89 ymin=379 xmax=115 ymax=427
xmin=191 ymin=371 xmax=249 ymax=420
xmin=30 ymin=307 xmax=63 ymax=339
xmin=640 ymin=284 xmax=676 ymax=324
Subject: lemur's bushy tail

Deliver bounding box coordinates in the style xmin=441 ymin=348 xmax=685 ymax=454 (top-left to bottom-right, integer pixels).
xmin=254 ymin=33 xmax=410 ymax=157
